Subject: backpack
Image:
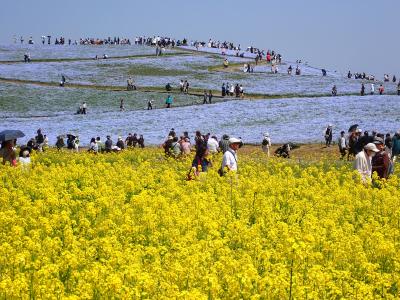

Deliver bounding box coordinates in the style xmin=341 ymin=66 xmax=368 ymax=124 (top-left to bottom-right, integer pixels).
xmin=262 ymin=138 xmax=270 ymax=146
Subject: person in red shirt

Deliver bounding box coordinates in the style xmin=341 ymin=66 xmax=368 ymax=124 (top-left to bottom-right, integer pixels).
xmin=372 ymin=137 xmax=390 ymax=179
xmin=378 ymin=84 xmax=385 ymax=95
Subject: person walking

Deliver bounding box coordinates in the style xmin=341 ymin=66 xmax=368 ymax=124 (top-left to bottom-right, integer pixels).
xmin=354 ymin=143 xmax=380 ymax=182
xmin=120 ymin=98 xmax=125 ymax=111
xmin=203 ymin=90 xmax=208 ymax=104
xmin=220 ymin=137 xmax=242 ymax=174
xmin=147 ymin=99 xmax=153 ymax=110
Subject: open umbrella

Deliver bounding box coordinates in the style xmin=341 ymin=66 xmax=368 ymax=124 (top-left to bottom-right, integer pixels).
xmin=0 ymin=130 xmax=25 ymax=142
xmin=348 ymin=124 xmax=358 ymax=133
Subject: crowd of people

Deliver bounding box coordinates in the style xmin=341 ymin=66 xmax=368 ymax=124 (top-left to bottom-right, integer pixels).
xmin=347 ymin=71 xmax=399 ymax=85
xmin=160 ymin=129 xmax=242 ymax=179
xmin=323 ymin=125 xmax=400 ymax=182
xmin=3 ymin=125 xmax=400 ymax=186
xmin=221 ymin=83 xmax=244 ymax=97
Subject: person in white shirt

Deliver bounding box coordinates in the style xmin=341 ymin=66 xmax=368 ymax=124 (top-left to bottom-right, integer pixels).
xmin=221 ymin=137 xmax=242 ymax=173
xmin=261 ymin=133 xmax=271 ymax=157
xmin=370 ymin=83 xmax=375 ymax=95
xmin=207 ymin=136 xmax=219 ymax=154
xmin=354 ymin=143 xmax=380 ymax=182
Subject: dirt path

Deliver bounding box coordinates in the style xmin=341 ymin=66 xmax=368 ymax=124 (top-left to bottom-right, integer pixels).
xmin=0 ymin=76 xmax=363 ymax=100
xmin=0 ymin=52 xmax=190 ymax=64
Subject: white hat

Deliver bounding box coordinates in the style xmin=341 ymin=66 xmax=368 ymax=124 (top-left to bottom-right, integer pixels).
xmin=356 ymin=128 xmax=362 ymax=133
xmin=264 ymin=132 xmax=269 ymax=137
xmin=229 ymin=137 xmax=242 ymax=145
xmin=364 ymin=143 xmax=379 ymax=152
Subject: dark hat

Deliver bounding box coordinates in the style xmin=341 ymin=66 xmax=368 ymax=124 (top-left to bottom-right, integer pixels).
xmin=373 ymin=137 xmax=384 ymax=145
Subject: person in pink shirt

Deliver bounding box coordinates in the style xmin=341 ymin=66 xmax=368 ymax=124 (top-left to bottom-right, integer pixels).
xmin=180 ymin=137 xmax=191 ymax=155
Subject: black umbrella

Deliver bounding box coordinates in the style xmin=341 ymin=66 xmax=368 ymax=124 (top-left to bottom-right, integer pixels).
xmin=0 ymin=130 xmax=25 ymax=142
xmin=348 ymin=124 xmax=358 ymax=133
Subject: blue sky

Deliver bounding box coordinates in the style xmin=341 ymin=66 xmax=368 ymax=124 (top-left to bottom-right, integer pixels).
xmin=0 ymin=0 xmax=398 ymax=77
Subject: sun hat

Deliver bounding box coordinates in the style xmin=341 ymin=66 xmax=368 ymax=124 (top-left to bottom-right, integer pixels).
xmin=364 ymin=143 xmax=380 ymax=152
xmin=264 ymin=132 xmax=269 ymax=137
xmin=372 ymin=137 xmax=384 ymax=145
xmin=229 ymin=137 xmax=242 ymax=145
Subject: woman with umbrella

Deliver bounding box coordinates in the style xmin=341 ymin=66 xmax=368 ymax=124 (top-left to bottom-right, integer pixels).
xmin=0 ymin=130 xmax=25 ymax=166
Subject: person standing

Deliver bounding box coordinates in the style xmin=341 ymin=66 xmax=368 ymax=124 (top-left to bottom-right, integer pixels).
xmin=221 ymin=83 xmax=226 ymax=97
xmin=397 ymin=82 xmax=400 ymax=96
xmin=82 ymin=102 xmax=87 ymax=114
xmin=179 ymin=80 xmax=184 ymax=92
xmin=392 ymin=131 xmax=400 ymax=164
xmin=105 ymin=136 xmax=113 ymax=152
xmin=138 ymin=135 xmax=145 ymax=148
xmin=354 ymin=143 xmax=380 ymax=182
xmin=370 ymin=83 xmax=375 ymax=95
xmin=331 ymin=85 xmax=337 ymax=96
xmin=89 ymin=138 xmax=98 ymax=153
xmin=219 ymin=134 xmax=230 ymax=153
xmin=385 ymin=133 xmax=392 ymax=151
xmin=360 ymin=83 xmax=365 ymax=96
xmin=165 ymin=95 xmax=173 ymax=108
xmin=120 ymin=98 xmax=125 ymax=111
xmin=261 ymin=133 xmax=271 ymax=157
xmin=36 ymin=129 xmax=45 ymax=152
xmin=324 ymin=124 xmax=333 ymax=147
xmin=207 ymin=135 xmax=219 ymax=154
xmin=0 ymin=140 xmax=17 ymax=166
xmin=372 ymin=137 xmax=390 ymax=179
xmin=338 ymin=131 xmax=347 ymax=160
xmin=220 ymin=137 xmax=242 ymax=174
xmin=208 ymin=90 xmax=213 ymax=104
xmin=378 ymin=84 xmax=384 ymax=95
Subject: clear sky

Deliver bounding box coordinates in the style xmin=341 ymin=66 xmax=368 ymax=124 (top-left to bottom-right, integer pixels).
xmin=0 ymin=0 xmax=398 ymax=77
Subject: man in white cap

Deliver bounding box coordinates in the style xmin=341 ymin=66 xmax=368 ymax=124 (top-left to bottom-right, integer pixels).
xmin=221 ymin=137 xmax=242 ymax=173
xmin=354 ymin=143 xmax=380 ymax=182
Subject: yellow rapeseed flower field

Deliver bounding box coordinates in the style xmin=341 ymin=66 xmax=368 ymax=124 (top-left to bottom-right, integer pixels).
xmin=0 ymin=148 xmax=400 ymax=299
